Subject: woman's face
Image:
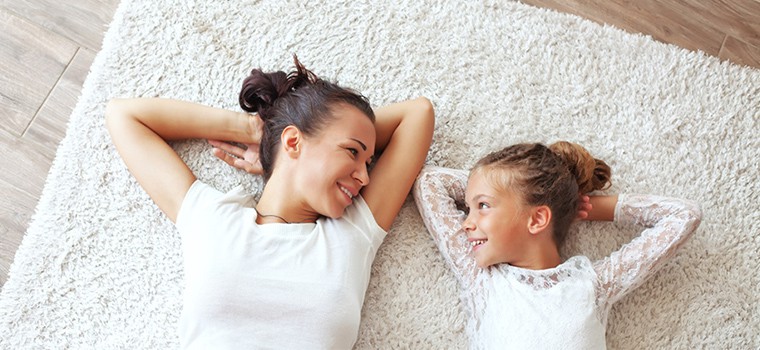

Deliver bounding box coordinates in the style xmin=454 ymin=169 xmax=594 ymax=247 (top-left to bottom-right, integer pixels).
xmin=463 ymin=170 xmax=532 ymax=268
xmin=296 ymin=105 xmax=376 ymax=219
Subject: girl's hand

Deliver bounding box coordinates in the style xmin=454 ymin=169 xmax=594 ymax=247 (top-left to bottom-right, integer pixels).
xmin=208 ymin=140 xmax=263 ymax=175
xmin=576 ymin=194 xmax=593 ymax=221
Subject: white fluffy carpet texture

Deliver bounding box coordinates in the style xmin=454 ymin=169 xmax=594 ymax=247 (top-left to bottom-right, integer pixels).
xmin=1 ymin=0 xmax=758 ymax=348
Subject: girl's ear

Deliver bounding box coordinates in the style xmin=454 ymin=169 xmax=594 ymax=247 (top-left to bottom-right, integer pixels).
xmin=281 ymin=125 xmax=302 ymax=158
xmin=528 ymin=205 xmax=552 ymax=234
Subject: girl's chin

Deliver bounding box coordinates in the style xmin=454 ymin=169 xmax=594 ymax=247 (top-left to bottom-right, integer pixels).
xmin=474 ymin=256 xmax=490 ymax=268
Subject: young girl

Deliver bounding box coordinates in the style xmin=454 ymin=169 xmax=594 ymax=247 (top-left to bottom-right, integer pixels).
xmin=413 ymin=142 xmax=702 ymax=349
xmin=106 ymin=56 xmax=434 ymax=349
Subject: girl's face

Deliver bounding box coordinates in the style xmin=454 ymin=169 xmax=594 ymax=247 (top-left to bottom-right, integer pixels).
xmin=463 ymin=170 xmax=532 ymax=268
xmin=296 ymin=105 xmax=376 ymax=219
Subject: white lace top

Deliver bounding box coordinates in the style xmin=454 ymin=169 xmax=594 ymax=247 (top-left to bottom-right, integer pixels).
xmin=413 ymin=166 xmax=702 ymax=349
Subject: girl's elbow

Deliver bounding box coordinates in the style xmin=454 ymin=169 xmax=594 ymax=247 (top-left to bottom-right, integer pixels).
xmin=688 ymin=201 xmax=703 ymax=229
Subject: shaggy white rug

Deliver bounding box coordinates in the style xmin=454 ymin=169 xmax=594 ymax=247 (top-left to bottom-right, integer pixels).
xmin=1 ymin=0 xmax=758 ymax=348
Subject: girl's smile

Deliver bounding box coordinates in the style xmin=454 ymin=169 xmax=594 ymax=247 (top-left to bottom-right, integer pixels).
xmin=463 ymin=169 xmax=533 ymax=268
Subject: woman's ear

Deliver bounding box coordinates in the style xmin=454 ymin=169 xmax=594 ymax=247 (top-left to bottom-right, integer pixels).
xmin=528 ymin=205 xmax=552 ymax=234
xmin=281 ymin=125 xmax=302 ymax=158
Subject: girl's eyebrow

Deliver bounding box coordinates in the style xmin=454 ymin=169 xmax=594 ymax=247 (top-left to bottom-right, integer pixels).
xmin=467 ymin=194 xmax=494 ymax=203
xmin=349 ymin=138 xmax=367 ymax=151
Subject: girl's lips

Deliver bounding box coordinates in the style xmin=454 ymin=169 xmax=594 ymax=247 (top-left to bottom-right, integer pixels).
xmin=470 ymin=239 xmax=487 ymax=252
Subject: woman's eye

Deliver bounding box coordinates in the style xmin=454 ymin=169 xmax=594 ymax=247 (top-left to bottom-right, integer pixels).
xmin=347 ymin=148 xmax=358 ymax=157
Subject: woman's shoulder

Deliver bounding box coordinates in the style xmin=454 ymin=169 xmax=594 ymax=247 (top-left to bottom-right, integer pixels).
xmin=177 ymin=180 xmax=255 ymax=225
xmin=325 ymin=195 xmax=387 ymax=240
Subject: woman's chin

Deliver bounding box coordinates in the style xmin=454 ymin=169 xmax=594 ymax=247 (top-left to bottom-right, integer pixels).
xmin=321 ymin=205 xmax=347 ymax=219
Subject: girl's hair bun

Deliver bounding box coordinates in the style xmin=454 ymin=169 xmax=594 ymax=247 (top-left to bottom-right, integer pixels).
xmin=549 ymin=141 xmax=612 ymax=193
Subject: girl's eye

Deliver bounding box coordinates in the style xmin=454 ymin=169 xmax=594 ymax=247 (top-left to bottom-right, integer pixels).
xmin=478 ymin=202 xmax=489 ymax=209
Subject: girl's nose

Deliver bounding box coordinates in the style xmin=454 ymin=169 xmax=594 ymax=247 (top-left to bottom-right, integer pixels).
xmin=462 ymin=214 xmax=475 ymax=232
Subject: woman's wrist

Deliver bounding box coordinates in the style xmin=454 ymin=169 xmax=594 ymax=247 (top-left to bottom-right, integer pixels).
xmin=242 ymin=112 xmax=263 ymax=144
xmin=218 ymin=111 xmax=262 ymax=144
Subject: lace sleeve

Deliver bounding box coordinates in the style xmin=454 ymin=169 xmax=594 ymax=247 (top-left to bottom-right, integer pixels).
xmin=593 ymin=194 xmax=703 ymax=309
xmin=413 ymin=166 xmax=479 ymax=289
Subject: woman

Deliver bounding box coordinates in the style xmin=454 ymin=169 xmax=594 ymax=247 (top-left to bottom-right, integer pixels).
xmin=106 ymin=56 xmax=434 ymax=349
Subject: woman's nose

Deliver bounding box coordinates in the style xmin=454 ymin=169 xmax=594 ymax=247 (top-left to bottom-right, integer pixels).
xmin=353 ymin=163 xmax=370 ymax=187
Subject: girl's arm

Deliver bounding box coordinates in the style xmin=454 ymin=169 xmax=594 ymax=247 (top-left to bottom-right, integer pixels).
xmin=591 ymin=194 xmax=703 ymax=308
xmin=105 ymin=98 xmax=261 ymax=222
xmin=360 ymin=97 xmax=435 ymax=231
xmin=413 ymin=166 xmax=479 ymax=289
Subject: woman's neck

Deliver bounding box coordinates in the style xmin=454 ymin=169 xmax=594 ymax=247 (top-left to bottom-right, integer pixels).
xmin=256 ymin=178 xmax=320 ymax=224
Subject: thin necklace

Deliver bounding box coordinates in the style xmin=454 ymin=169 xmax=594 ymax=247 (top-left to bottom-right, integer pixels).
xmin=254 ymin=208 xmax=291 ymax=224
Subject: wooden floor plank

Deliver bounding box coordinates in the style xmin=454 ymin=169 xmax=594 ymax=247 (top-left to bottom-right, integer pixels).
xmin=523 ymin=0 xmax=726 ymax=55
xmin=0 ymin=8 xmax=78 ymax=138
xmin=0 ymin=0 xmax=119 ymax=51
xmin=0 ymin=0 xmax=118 ymax=288
xmin=720 ymin=35 xmax=760 ymax=68
xmin=673 ymin=0 xmax=760 ymax=48
xmin=520 ymin=0 xmax=760 ymax=68
xmin=26 ymin=48 xmax=97 ymax=160
xmin=0 ymin=178 xmax=38 ymax=286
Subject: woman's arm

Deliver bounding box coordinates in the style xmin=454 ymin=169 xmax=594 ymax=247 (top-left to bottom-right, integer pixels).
xmin=592 ymin=194 xmax=702 ymax=308
xmin=360 ymin=97 xmax=435 ymax=230
xmin=208 ymin=97 xmax=433 ymax=230
xmin=105 ymin=98 xmax=261 ymax=222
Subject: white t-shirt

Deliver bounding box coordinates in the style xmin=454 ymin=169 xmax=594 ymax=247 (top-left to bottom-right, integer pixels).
xmin=175 ymin=180 xmax=386 ymax=349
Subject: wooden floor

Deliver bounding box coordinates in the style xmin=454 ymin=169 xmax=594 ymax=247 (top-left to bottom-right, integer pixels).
xmin=1 ymin=1 xmax=758 ymax=287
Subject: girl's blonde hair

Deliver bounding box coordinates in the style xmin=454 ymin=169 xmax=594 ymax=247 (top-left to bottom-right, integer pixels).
xmin=471 ymin=142 xmax=611 ymax=246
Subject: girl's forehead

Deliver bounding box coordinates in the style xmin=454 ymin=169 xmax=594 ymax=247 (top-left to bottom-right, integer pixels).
xmin=466 ymin=172 xmax=498 ymax=197
xmin=467 ymin=168 xmax=518 ymax=199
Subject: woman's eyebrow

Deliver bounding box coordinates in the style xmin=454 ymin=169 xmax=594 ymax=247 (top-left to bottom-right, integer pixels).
xmin=350 ymin=138 xmax=367 ymax=151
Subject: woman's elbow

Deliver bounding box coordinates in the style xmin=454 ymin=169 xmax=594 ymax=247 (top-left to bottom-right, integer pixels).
xmin=414 ymin=96 xmax=435 ymax=138
xmin=105 ymin=99 xmax=124 ymax=125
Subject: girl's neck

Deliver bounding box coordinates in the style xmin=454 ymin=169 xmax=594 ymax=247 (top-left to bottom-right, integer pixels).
xmin=256 ymin=178 xmax=319 ymax=224
xmin=512 ymin=241 xmax=562 ymax=270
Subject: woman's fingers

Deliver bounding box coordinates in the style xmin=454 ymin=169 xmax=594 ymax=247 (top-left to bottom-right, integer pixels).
xmin=210 ymin=139 xmax=263 ymax=175
xmin=212 ymin=147 xmax=239 ymax=168
xmin=236 ymin=158 xmax=263 ymax=175
xmin=208 ymin=139 xmax=246 ymax=158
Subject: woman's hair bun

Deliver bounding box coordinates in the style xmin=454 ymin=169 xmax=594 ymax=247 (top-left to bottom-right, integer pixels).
xmin=238 ymin=55 xmax=319 ymax=114
xmin=549 ymin=141 xmax=612 ymax=193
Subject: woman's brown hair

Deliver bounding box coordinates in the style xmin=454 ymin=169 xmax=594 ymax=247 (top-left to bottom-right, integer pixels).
xmin=238 ymin=55 xmax=375 ymax=181
xmin=472 ymin=142 xmax=611 ymax=246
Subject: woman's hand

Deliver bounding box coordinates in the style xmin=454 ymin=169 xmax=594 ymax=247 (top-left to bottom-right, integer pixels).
xmin=208 ymin=112 xmax=265 ymax=175
xmin=209 ymin=140 xmax=263 ymax=175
